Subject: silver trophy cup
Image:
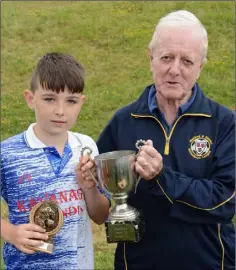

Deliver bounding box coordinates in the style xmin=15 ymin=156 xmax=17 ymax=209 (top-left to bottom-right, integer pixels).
xmin=94 ymin=150 xmax=144 ymax=243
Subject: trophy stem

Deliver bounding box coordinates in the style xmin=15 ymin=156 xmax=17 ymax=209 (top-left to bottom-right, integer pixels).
xmin=112 ymin=193 xmax=128 ymax=204
xmin=109 ymin=193 xmax=139 ymax=221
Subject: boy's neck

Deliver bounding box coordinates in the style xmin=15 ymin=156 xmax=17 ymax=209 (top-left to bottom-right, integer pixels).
xmin=33 ymin=124 xmax=68 ymax=156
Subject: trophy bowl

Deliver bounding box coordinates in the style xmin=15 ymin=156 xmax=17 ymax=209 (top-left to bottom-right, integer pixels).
xmin=95 ymin=150 xmax=144 ymax=243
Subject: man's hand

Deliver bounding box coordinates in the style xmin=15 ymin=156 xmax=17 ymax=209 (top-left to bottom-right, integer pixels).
xmin=76 ymin=155 xmax=97 ymax=190
xmin=135 ymin=140 xmax=163 ymax=180
xmin=10 ymin=223 xmax=48 ymax=254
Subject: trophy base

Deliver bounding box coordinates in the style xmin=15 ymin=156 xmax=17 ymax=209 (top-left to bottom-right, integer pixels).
xmin=105 ymin=218 xmax=144 ymax=243
xmin=25 ymin=242 xmax=53 ymax=254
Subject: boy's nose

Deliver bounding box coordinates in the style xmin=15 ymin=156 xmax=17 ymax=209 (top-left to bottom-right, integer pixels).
xmin=54 ymin=104 xmax=64 ymax=116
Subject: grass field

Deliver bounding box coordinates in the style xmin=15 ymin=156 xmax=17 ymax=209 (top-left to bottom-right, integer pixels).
xmin=1 ymin=1 xmax=235 ymax=269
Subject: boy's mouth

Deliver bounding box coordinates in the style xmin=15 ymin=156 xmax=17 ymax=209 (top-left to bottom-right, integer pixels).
xmin=51 ymin=120 xmax=67 ymax=124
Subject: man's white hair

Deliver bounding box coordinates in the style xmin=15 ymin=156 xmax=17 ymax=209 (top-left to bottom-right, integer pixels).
xmin=148 ymin=10 xmax=208 ymax=63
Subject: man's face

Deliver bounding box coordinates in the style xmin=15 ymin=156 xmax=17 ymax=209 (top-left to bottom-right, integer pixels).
xmin=24 ymin=86 xmax=85 ymax=137
xmin=149 ymin=28 xmax=204 ymax=101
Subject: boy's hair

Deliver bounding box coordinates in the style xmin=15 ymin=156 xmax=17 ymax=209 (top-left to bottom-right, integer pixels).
xmin=30 ymin=52 xmax=85 ymax=93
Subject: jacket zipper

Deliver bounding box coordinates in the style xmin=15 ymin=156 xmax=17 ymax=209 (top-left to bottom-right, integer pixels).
xmin=131 ymin=113 xmax=211 ymax=155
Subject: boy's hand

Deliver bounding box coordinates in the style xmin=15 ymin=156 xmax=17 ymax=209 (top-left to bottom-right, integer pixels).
xmin=76 ymin=156 xmax=97 ymax=190
xmin=10 ymin=223 xmax=48 ymax=254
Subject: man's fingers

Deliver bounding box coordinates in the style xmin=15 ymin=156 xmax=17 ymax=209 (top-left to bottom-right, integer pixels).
xmin=139 ymin=145 xmax=159 ymax=159
xmin=146 ymin=139 xmax=153 ymax=147
xmin=135 ymin=162 xmax=146 ymax=176
xmin=136 ymin=156 xmax=149 ymax=169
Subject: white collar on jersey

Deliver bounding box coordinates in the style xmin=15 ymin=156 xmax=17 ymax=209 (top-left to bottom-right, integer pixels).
xmin=24 ymin=123 xmax=82 ymax=149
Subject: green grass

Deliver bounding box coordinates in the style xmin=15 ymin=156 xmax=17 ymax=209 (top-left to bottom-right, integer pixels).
xmin=1 ymin=1 xmax=235 ymax=269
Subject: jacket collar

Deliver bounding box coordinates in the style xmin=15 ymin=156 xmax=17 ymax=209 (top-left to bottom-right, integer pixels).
xmin=131 ymin=83 xmax=212 ymax=116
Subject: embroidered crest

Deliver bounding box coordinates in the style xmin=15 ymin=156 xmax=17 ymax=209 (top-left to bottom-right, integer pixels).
xmin=188 ymin=135 xmax=212 ymax=159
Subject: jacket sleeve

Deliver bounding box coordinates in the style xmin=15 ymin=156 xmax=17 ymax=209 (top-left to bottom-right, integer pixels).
xmin=153 ymin=114 xmax=235 ymax=224
xmin=97 ymin=116 xmax=119 ymax=154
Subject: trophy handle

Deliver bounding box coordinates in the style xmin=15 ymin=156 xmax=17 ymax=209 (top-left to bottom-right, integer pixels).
xmin=134 ymin=140 xmax=147 ymax=194
xmin=80 ymin=146 xmax=102 ymax=188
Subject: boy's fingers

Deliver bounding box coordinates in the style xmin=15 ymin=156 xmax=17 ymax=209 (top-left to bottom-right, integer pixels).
xmin=25 ymin=224 xmax=46 ymax=233
xmin=81 ymin=160 xmax=95 ymax=172
xmin=31 ymin=231 xmax=48 ymax=241
xmin=21 ymin=245 xmax=36 ymax=254
xmin=80 ymin=156 xmax=90 ymax=165
xmin=26 ymin=238 xmax=46 ymax=247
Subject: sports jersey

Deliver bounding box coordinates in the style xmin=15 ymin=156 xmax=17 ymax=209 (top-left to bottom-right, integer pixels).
xmin=1 ymin=123 xmax=107 ymax=270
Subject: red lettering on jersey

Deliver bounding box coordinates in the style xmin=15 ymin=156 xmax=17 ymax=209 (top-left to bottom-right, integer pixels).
xmin=17 ymin=201 xmax=27 ymax=212
xmin=77 ymin=205 xmax=83 ymax=215
xmin=69 ymin=189 xmax=78 ymax=201
xmin=29 ymin=198 xmax=38 ymax=210
xmin=59 ymin=191 xmax=68 ymax=203
xmin=62 ymin=205 xmax=83 ymax=218
xmin=18 ymin=173 xmax=32 ymax=184
xmin=62 ymin=208 xmax=70 ymax=218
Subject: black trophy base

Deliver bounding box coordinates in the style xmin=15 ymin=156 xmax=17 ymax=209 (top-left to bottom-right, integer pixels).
xmin=105 ymin=218 xmax=144 ymax=243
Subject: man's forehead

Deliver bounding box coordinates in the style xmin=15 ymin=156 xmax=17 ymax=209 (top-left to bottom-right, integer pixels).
xmin=160 ymin=27 xmax=201 ymax=42
xmin=155 ymin=29 xmax=203 ymax=56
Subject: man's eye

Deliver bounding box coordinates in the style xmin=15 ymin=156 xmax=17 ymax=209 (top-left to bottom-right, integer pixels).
xmin=161 ymin=56 xmax=171 ymax=61
xmin=183 ymin=59 xmax=193 ymax=65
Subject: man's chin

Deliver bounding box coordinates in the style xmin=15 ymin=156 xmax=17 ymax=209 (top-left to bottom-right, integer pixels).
xmin=161 ymin=92 xmax=185 ymax=101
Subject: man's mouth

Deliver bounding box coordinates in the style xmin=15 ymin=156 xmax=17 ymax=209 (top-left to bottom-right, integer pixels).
xmin=167 ymin=81 xmax=179 ymax=84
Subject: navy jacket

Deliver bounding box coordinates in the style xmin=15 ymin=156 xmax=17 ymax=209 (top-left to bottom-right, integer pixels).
xmin=97 ymin=84 xmax=235 ymax=270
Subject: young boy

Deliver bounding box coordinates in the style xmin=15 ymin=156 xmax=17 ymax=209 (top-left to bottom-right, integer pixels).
xmin=1 ymin=52 xmax=110 ymax=270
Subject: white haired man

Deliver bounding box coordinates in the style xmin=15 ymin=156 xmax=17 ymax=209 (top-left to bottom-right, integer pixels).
xmin=97 ymin=10 xmax=235 ymax=270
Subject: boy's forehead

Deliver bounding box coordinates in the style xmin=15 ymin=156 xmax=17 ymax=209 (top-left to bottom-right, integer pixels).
xmin=37 ymin=87 xmax=82 ymax=97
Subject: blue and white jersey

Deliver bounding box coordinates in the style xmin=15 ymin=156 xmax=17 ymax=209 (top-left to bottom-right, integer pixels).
xmin=1 ymin=123 xmax=105 ymax=270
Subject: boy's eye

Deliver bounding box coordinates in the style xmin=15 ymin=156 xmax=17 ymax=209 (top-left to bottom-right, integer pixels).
xmin=44 ymin=98 xmax=54 ymax=102
xmin=67 ymin=100 xmax=78 ymax=104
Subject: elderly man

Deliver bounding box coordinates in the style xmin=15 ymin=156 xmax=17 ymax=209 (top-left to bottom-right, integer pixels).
xmin=97 ymin=10 xmax=235 ymax=270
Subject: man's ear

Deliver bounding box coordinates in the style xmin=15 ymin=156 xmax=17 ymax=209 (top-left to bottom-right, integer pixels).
xmin=148 ymin=48 xmax=154 ymax=72
xmin=24 ymin=89 xmax=35 ymax=109
xmin=196 ymin=62 xmax=205 ymax=80
xmin=148 ymin=48 xmax=153 ymax=60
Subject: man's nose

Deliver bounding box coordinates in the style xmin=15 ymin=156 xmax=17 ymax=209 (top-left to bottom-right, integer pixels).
xmin=169 ymin=59 xmax=181 ymax=77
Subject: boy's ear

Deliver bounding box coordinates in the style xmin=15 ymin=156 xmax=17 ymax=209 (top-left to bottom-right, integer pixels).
xmin=81 ymin=95 xmax=86 ymax=103
xmin=78 ymin=95 xmax=86 ymax=107
xmin=24 ymin=89 xmax=35 ymax=109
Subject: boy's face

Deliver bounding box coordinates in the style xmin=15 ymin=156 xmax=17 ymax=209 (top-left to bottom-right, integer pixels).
xmin=24 ymin=86 xmax=85 ymax=137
